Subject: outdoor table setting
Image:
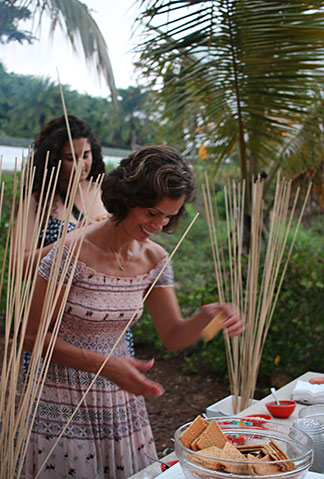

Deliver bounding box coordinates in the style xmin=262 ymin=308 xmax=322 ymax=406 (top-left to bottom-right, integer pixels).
xmin=130 ymin=371 xmax=324 ymax=479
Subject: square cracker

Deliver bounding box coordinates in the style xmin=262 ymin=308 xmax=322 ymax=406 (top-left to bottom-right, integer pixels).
xmin=264 ymin=440 xmax=295 ymax=472
xmin=219 ymin=441 xmax=248 ymax=474
xmin=187 ymin=445 xmax=223 ymax=471
xmin=195 ymin=419 xmax=228 ymax=450
xmin=179 ymin=415 xmax=209 ymax=448
xmin=247 ymin=453 xmax=282 ymax=476
xmin=201 ymin=313 xmax=223 ymax=342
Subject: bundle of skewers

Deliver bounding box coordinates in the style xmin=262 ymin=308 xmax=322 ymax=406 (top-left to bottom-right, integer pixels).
xmin=202 ymin=175 xmax=311 ymax=413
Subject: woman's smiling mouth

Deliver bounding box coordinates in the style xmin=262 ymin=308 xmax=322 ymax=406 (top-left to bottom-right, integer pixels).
xmin=141 ymin=226 xmax=153 ymax=236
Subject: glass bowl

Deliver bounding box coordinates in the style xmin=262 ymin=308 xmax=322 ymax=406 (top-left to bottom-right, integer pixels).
xmin=174 ymin=417 xmax=313 ymax=479
xmin=298 ymin=404 xmax=324 ymax=423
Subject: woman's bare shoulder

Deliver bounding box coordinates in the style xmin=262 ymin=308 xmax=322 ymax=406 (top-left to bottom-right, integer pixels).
xmin=142 ymin=240 xmax=168 ymax=265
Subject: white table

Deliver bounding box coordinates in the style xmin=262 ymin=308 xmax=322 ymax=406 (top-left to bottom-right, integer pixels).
xmin=237 ymin=371 xmax=320 ymax=425
xmin=129 ymin=370 xmax=323 ymax=479
xmin=154 ymin=463 xmax=324 ymax=479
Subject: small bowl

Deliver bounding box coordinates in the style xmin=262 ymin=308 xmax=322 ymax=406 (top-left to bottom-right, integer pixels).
xmin=266 ymin=400 xmax=296 ymax=418
xmin=174 ymin=417 xmax=312 ymax=479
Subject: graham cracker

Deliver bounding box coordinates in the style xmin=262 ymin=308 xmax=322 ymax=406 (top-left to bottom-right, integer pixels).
xmin=237 ymin=444 xmax=265 ymax=454
xmin=195 ymin=419 xmax=228 ymax=450
xmin=190 ymin=433 xmax=203 ymax=451
xmin=187 ymin=445 xmax=223 ymax=471
xmin=247 ymin=453 xmax=282 ymax=476
xmin=179 ymin=415 xmax=209 ymax=449
xmin=219 ymin=441 xmax=249 ymax=474
xmin=201 ymin=313 xmax=223 ymax=341
xmin=265 ymin=440 xmax=295 ymax=472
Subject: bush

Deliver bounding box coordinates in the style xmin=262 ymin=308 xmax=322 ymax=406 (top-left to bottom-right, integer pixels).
xmin=259 ymin=224 xmax=324 ymax=381
xmin=133 ymin=216 xmax=324 ymax=385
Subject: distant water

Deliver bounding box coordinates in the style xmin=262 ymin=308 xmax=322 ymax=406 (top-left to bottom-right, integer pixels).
xmin=0 ymin=145 xmax=121 ymax=171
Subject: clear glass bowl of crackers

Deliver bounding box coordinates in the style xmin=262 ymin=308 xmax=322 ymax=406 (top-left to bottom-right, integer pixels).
xmin=174 ymin=416 xmax=313 ymax=479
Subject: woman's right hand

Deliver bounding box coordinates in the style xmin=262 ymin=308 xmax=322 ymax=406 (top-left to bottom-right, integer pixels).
xmin=103 ymin=356 xmax=165 ymax=397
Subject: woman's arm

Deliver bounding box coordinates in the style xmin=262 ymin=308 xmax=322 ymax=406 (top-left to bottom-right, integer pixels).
xmin=24 ymin=273 xmax=164 ymax=397
xmin=145 ymin=286 xmax=244 ymax=351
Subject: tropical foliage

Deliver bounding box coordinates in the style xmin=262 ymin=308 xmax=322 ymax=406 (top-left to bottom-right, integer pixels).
xmin=133 ymin=208 xmax=324 ymax=384
xmin=3 ymin=0 xmax=118 ymax=110
xmin=136 ymin=0 xmax=324 ymax=204
xmin=0 ymin=0 xmax=33 ymax=44
xmin=0 ymin=63 xmax=156 ymax=149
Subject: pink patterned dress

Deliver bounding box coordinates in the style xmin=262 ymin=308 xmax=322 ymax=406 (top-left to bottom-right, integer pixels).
xmin=26 ymin=245 xmax=173 ymax=479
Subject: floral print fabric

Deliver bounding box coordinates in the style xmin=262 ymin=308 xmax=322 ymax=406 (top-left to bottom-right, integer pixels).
xmin=25 ymin=245 xmax=173 ymax=479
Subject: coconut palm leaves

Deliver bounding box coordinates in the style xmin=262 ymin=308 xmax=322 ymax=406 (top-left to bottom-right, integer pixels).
xmin=137 ymin=1 xmax=324 ymax=191
xmin=16 ymin=0 xmax=118 ymax=113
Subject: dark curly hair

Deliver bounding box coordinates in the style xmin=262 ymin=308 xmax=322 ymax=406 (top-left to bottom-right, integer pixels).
xmin=31 ymin=115 xmax=105 ymax=203
xmin=101 ymin=145 xmax=195 ymax=232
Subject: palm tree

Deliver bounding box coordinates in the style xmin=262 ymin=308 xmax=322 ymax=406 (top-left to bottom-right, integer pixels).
xmin=12 ymin=0 xmax=118 ymax=114
xmin=6 ymin=75 xmax=64 ymax=135
xmin=136 ymin=0 xmax=324 ymax=201
xmin=0 ymin=0 xmax=33 ymax=44
xmin=136 ymin=0 xmax=324 ymax=408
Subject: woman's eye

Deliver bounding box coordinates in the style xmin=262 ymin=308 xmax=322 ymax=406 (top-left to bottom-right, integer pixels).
xmin=148 ymin=211 xmax=157 ymax=217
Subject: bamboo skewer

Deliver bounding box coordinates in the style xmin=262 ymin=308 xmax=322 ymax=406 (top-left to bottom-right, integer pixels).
xmin=0 ymin=153 xmax=88 ymax=477
xmin=203 ymin=175 xmax=311 ymax=412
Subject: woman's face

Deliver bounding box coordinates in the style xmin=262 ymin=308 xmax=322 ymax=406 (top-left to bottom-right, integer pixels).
xmin=123 ymin=196 xmax=185 ymax=241
xmin=60 ymin=138 xmax=93 ymax=185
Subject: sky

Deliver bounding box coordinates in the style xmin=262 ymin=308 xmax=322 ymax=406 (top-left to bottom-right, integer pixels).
xmin=0 ymin=1 xmax=142 ymax=97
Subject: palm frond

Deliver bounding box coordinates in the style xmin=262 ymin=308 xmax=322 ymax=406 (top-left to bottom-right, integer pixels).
xmin=137 ymin=0 xmax=324 ymax=188
xmin=22 ymin=0 xmax=119 ymax=118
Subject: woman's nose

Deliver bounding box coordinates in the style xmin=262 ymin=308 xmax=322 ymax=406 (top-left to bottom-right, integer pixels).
xmin=152 ymin=217 xmax=169 ymax=232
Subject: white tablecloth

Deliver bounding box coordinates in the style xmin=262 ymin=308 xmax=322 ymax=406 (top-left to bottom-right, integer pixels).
xmin=156 ymin=462 xmax=324 ymax=479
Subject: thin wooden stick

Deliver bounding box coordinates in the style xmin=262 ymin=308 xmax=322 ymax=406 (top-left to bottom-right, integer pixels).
xmin=202 ymin=182 xmax=224 ymax=302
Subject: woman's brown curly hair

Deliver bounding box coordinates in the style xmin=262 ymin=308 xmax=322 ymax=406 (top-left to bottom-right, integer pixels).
xmin=31 ymin=115 xmax=105 ymax=203
xmin=101 ymin=145 xmax=195 ymax=232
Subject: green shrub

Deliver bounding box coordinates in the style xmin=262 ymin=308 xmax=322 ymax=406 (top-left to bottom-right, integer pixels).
xmin=133 ymin=217 xmax=324 ymax=385
xmin=259 ymin=225 xmax=324 ymax=381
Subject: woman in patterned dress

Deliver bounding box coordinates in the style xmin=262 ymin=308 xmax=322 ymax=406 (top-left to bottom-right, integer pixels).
xmin=21 ymin=115 xmax=134 ymax=380
xmin=24 ymin=145 xmax=244 ymax=478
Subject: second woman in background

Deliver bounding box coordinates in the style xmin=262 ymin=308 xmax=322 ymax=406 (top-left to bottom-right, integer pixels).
xmin=24 ymin=114 xmax=107 ymax=264
xmin=22 ymin=115 xmax=135 ymax=378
